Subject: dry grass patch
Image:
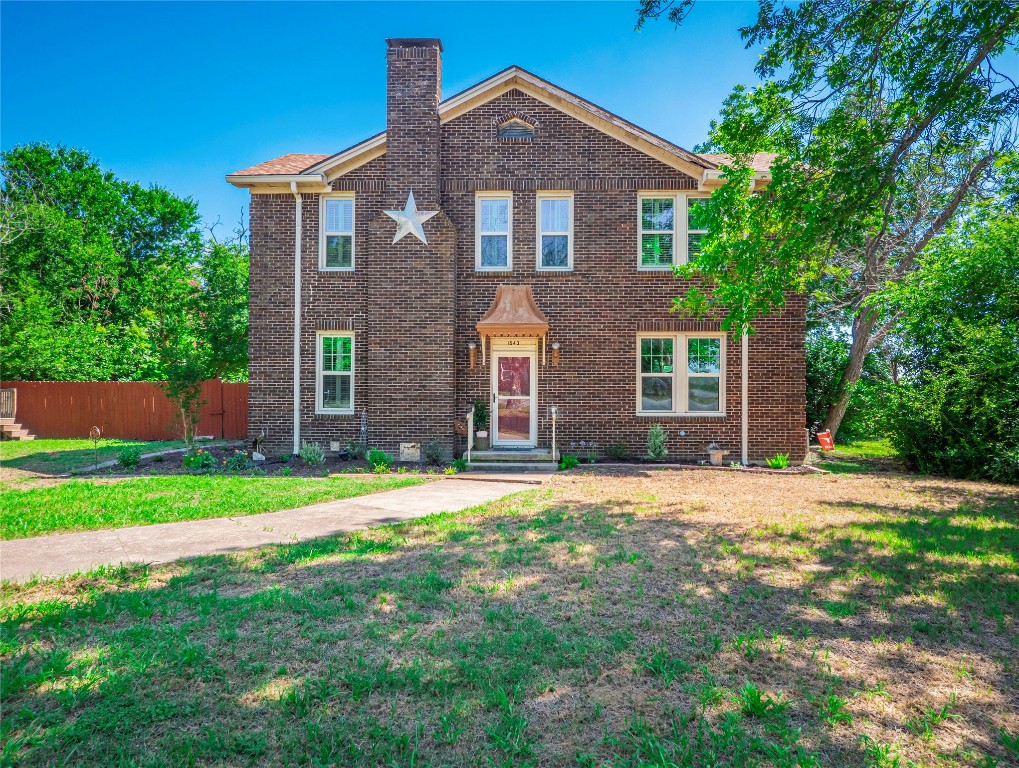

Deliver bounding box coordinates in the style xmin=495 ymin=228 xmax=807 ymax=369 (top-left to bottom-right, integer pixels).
xmin=1 ymin=469 xmax=1016 ymax=767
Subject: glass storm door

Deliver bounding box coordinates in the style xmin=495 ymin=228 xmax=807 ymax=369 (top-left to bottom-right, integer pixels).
xmin=492 ymin=347 xmax=536 ymax=447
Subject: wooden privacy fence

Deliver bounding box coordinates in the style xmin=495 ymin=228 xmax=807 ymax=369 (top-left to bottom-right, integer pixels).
xmin=0 ymin=380 xmax=248 ymax=441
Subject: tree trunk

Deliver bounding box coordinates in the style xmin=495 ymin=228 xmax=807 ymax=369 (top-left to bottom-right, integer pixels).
xmin=821 ymin=310 xmax=878 ymax=437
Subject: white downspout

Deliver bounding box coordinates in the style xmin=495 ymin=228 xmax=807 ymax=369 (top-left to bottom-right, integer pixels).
xmin=741 ymin=331 xmax=749 ymax=465
xmin=291 ymin=182 xmax=303 ymax=457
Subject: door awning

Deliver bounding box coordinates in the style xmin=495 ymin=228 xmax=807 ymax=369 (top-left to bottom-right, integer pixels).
xmin=476 ymin=285 xmax=550 ymax=364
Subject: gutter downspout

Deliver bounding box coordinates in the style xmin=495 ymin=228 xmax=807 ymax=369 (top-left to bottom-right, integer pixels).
xmin=291 ymin=182 xmax=303 ymax=457
xmin=741 ymin=331 xmax=749 ymax=465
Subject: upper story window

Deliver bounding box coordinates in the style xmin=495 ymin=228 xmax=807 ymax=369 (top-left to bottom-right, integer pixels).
xmin=476 ymin=192 xmax=512 ymax=271
xmin=537 ymin=191 xmax=573 ymax=271
xmin=497 ymin=117 xmax=535 ymax=141
xmin=638 ymin=192 xmax=709 ymax=270
xmin=316 ymin=332 xmax=354 ymax=414
xmin=638 ymin=333 xmax=724 ymax=415
xmin=321 ymin=195 xmax=354 ymax=270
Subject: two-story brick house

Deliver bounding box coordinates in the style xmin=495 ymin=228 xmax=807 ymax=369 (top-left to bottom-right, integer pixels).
xmin=227 ymin=38 xmax=807 ymax=465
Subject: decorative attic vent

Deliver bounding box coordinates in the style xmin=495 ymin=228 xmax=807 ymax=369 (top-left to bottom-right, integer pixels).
xmin=495 ymin=114 xmax=536 ymax=142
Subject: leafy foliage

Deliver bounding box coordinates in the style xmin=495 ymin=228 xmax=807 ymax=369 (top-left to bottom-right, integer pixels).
xmin=0 ymin=144 xmax=248 ymax=384
xmin=558 ymin=455 xmax=579 ymax=471
xmin=766 ymin=453 xmax=789 ymax=469
xmin=422 ymin=440 xmax=449 ymax=466
xmin=182 ymin=448 xmax=217 ymax=472
xmin=298 ymin=440 xmax=326 ymax=466
xmin=880 ymin=203 xmax=1019 ymax=482
xmin=367 ymin=449 xmax=394 ymax=471
xmin=645 ymin=424 xmax=669 ymax=461
xmin=116 ymin=447 xmax=142 ymax=469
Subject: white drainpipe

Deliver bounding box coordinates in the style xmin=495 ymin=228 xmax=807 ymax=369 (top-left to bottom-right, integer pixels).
xmin=741 ymin=331 xmax=749 ymax=465
xmin=291 ymin=182 xmax=303 ymax=457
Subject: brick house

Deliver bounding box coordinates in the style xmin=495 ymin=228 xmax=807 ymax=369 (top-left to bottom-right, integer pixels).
xmin=227 ymin=38 xmax=807 ymax=466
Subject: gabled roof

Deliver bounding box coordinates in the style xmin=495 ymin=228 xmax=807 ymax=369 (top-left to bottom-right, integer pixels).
xmin=227 ymin=66 xmax=773 ymax=189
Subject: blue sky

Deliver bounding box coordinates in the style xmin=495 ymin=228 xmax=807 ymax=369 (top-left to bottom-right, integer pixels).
xmin=1 ymin=1 xmax=765 ymax=228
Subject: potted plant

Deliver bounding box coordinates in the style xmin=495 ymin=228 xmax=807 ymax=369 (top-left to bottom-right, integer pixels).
xmin=472 ymin=398 xmax=490 ymax=451
xmin=707 ymin=442 xmax=727 ymax=466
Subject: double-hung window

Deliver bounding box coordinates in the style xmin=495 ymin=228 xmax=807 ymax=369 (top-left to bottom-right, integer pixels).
xmin=638 ymin=193 xmax=709 ymax=268
xmin=476 ymin=192 xmax=512 ymax=270
xmin=537 ymin=191 xmax=573 ymax=270
xmin=316 ymin=332 xmax=354 ymax=414
xmin=638 ymin=333 xmax=724 ymax=415
xmin=687 ymin=197 xmax=709 ymax=261
xmin=321 ymin=195 xmax=354 ymax=270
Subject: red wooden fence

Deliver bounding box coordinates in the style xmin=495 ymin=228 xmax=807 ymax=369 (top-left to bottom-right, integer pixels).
xmin=0 ymin=380 xmax=248 ymax=441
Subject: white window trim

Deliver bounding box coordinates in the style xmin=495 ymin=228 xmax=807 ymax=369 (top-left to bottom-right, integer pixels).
xmin=475 ymin=191 xmax=513 ymax=272
xmin=637 ymin=191 xmax=709 ymax=271
xmin=315 ymin=331 xmax=355 ymax=415
xmin=536 ymin=191 xmax=574 ymax=272
xmin=319 ymin=193 xmax=356 ymax=272
xmin=636 ymin=332 xmax=726 ymax=417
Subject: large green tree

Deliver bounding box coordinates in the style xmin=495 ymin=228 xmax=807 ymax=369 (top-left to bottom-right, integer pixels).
xmin=639 ymin=0 xmax=1019 ymax=436
xmin=0 ymin=144 xmax=248 ymax=386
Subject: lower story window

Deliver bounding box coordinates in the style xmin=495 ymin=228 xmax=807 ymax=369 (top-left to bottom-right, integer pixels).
xmin=317 ymin=332 xmax=354 ymax=413
xmin=638 ymin=333 xmax=723 ymax=415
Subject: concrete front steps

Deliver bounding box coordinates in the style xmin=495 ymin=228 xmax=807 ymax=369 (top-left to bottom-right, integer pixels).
xmin=0 ymin=422 xmax=35 ymax=441
xmin=468 ymin=447 xmax=557 ymax=473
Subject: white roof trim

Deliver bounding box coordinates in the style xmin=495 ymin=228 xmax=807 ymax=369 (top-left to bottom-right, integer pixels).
xmin=226 ymin=172 xmax=328 ymax=189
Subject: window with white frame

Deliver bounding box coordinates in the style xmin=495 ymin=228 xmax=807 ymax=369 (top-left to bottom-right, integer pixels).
xmin=321 ymin=196 xmax=354 ymax=270
xmin=316 ymin=332 xmax=354 ymax=413
xmin=476 ymin=192 xmax=512 ymax=270
xmin=639 ymin=195 xmax=676 ymax=269
xmin=687 ymin=197 xmax=709 ymax=261
xmin=638 ymin=333 xmax=724 ymax=414
xmin=638 ymin=193 xmax=709 ymax=268
xmin=537 ymin=192 xmax=573 ymax=270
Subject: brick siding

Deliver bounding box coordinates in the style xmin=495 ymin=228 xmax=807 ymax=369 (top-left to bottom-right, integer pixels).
xmin=246 ymin=41 xmax=807 ymax=463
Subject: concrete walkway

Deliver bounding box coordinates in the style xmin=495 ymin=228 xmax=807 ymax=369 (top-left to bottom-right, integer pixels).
xmin=1 ymin=476 xmax=545 ymax=583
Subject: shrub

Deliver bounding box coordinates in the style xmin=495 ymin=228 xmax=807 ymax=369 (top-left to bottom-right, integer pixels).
xmin=298 ymin=440 xmax=326 ymax=466
xmin=117 ymin=446 xmax=142 ymax=469
xmin=604 ymin=443 xmax=629 ymax=461
xmin=346 ymin=439 xmax=367 ymax=460
xmin=559 ymin=454 xmax=579 ymax=470
xmin=645 ymin=424 xmax=668 ymax=461
xmin=451 ymin=458 xmax=468 ymax=473
xmin=766 ymin=453 xmax=789 ymax=469
xmin=422 ymin=439 xmax=449 ymax=466
xmin=367 ymin=448 xmax=394 ymax=471
xmin=182 ymin=448 xmax=217 ymax=472
xmin=223 ymin=449 xmax=250 ymax=472
xmin=885 ymin=322 xmax=1019 ymax=483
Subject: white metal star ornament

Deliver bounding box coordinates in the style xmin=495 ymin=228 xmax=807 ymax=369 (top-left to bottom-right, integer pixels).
xmin=383 ymin=189 xmax=439 ymax=245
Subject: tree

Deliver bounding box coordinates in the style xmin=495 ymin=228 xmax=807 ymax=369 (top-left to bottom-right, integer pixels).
xmin=638 ymin=0 xmax=1019 ymax=436
xmin=1 ymin=143 xmax=249 ymax=441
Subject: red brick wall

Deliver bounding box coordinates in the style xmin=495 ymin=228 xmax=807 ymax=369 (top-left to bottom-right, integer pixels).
xmin=246 ymin=48 xmax=807 ymax=464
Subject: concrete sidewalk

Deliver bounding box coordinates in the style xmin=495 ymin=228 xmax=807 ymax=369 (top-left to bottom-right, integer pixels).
xmin=1 ymin=476 xmax=545 ymax=582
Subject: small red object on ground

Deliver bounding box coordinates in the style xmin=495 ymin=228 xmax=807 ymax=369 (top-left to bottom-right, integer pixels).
xmin=817 ymin=430 xmax=835 ymax=451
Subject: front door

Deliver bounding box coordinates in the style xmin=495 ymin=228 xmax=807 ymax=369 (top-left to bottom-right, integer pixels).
xmin=492 ymin=344 xmax=537 ymax=447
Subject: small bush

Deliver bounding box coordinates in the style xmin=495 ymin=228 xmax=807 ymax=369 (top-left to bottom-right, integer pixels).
xmin=645 ymin=424 xmax=668 ymax=461
xmin=223 ymin=449 xmax=250 ymax=472
xmin=422 ymin=439 xmax=449 ymax=466
xmin=367 ymin=448 xmax=394 ymax=471
xmin=117 ymin=446 xmax=142 ymax=469
xmin=298 ymin=440 xmax=326 ymax=466
xmin=559 ymin=455 xmax=579 ymax=470
xmin=346 ymin=439 xmax=367 ymax=460
xmin=182 ymin=448 xmax=217 ymax=472
xmin=766 ymin=453 xmax=789 ymax=469
xmin=604 ymin=443 xmax=629 ymax=461
xmin=451 ymin=458 xmax=468 ymax=473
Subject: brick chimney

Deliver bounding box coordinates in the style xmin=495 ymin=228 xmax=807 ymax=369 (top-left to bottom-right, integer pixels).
xmin=385 ymin=38 xmax=442 ymax=207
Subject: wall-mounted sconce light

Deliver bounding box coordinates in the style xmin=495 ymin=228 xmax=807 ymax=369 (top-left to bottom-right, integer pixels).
xmin=468 ymin=341 xmax=477 ymax=370
xmin=551 ymin=341 xmax=561 ymax=367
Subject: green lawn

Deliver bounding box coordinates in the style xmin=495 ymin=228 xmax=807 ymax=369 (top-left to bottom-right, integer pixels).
xmin=0 ymin=438 xmax=185 ymax=475
xmin=0 ymin=475 xmax=424 ymax=539
xmin=817 ymin=437 xmax=902 ymax=474
xmin=1 ymin=470 xmax=1015 ymax=767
